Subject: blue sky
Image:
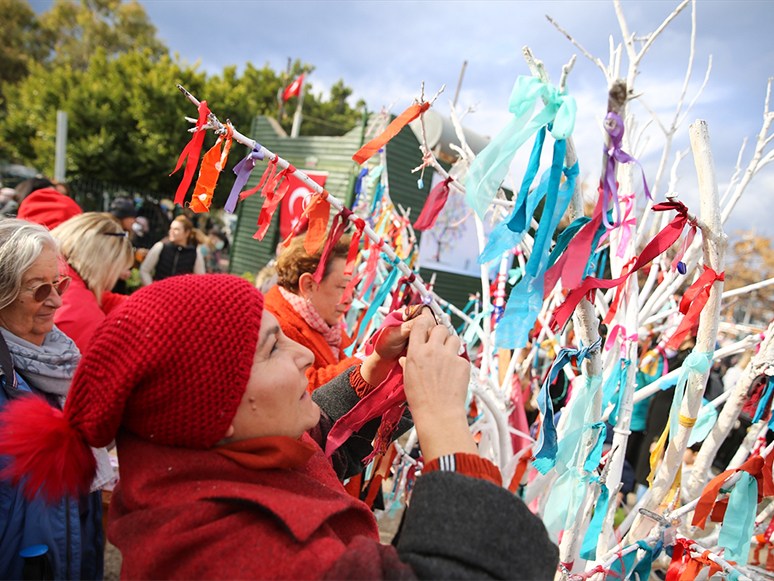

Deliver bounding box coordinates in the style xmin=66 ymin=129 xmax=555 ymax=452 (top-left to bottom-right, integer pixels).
xmin=30 ymin=0 xmax=774 ymax=237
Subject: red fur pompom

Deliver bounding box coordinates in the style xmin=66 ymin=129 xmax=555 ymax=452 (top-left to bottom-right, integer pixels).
xmin=0 ymin=395 xmax=95 ymax=503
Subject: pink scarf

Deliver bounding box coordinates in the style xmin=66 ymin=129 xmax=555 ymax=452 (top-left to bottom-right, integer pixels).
xmin=279 ymin=286 xmax=342 ymax=359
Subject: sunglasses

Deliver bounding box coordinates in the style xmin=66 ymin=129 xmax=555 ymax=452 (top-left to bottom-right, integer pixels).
xmin=22 ymin=276 xmax=72 ymax=302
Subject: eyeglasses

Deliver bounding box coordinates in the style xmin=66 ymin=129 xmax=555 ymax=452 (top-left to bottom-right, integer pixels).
xmin=22 ymin=276 xmax=72 ymax=302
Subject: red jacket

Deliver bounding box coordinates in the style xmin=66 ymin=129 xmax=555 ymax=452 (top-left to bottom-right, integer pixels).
xmin=264 ymin=286 xmax=359 ymax=392
xmin=54 ymin=266 xmax=126 ymax=354
xmin=108 ymin=429 xmax=413 ymax=580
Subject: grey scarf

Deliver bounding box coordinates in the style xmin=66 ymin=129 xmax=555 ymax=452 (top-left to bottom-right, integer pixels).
xmin=0 ymin=325 xmax=113 ymax=492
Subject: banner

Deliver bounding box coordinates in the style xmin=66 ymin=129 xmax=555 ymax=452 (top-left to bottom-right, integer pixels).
xmin=279 ymin=170 xmax=328 ymax=240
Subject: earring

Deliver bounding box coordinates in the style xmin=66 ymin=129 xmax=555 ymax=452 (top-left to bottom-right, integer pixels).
xmin=306 ymin=296 xmax=312 ymax=304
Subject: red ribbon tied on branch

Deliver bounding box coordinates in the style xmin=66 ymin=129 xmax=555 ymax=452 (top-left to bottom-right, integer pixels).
xmin=352 ymin=102 xmax=430 ymax=165
xmin=664 ymin=265 xmax=725 ymax=350
xmin=170 ymin=100 xmax=210 ymax=206
xmin=251 ymin=163 xmax=296 ymax=241
xmin=665 ymin=538 xmax=724 ymax=580
xmin=413 ymin=177 xmax=453 ymax=231
xmin=550 ymin=200 xmax=692 ymax=331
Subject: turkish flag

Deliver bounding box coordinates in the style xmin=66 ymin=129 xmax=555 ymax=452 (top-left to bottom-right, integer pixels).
xmin=279 ymin=170 xmax=328 ymax=240
xmin=283 ymin=74 xmax=305 ymax=102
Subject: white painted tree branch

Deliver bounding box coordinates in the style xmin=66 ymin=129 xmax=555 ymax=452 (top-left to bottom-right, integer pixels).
xmin=627 ymin=120 xmax=727 ymax=543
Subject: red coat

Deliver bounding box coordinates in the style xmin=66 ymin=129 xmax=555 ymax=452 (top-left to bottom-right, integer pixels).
xmin=108 ymin=430 xmax=414 ymax=580
xmin=264 ymin=286 xmax=359 ymax=392
xmin=54 ymin=266 xmax=126 ymax=354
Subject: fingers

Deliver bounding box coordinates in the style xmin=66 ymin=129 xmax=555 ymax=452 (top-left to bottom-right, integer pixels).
xmin=408 ymin=315 xmax=435 ymax=345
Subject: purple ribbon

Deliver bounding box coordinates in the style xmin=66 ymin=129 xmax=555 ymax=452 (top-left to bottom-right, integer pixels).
xmin=602 ymin=112 xmax=651 ymax=229
xmin=224 ymin=146 xmax=264 ymax=214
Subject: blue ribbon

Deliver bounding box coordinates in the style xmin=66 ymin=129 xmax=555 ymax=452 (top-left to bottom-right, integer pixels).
xmin=352 ymin=167 xmax=369 ymax=208
xmin=507 ymin=126 xmax=546 ymax=233
xmin=532 ymin=338 xmax=602 ymax=474
xmin=753 ymin=376 xmax=774 ymax=423
xmin=543 ymin=467 xmax=587 ymax=536
xmin=494 ymin=159 xmax=578 ymax=349
xmin=608 ymin=540 xmax=662 ymax=580
xmin=580 ymin=478 xmax=609 ymax=560
xmin=369 ymin=183 xmax=385 ymax=217
xmin=225 ymin=146 xmax=264 ymax=213
xmin=669 ymin=351 xmax=712 ymax=441
xmin=555 ymin=374 xmax=603 ymax=474
xmin=718 ymin=471 xmax=757 ymax=566
xmin=602 ymin=359 xmax=631 ymax=426
xmin=465 ymin=76 xmax=576 ymax=219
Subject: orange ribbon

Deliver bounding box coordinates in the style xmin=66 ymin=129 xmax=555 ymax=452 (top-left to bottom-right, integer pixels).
xmin=301 ymin=194 xmax=332 ymax=254
xmin=190 ymin=125 xmax=233 ymax=213
xmin=352 ymin=102 xmax=430 ymax=165
xmin=692 ymin=455 xmax=764 ymax=529
xmin=170 ymin=100 xmax=210 ymax=206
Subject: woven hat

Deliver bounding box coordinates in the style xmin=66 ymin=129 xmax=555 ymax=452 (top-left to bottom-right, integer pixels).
xmin=0 ymin=274 xmax=263 ymax=501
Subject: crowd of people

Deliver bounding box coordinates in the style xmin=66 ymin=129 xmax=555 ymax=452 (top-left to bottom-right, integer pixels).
xmin=0 ymin=178 xmax=558 ymax=579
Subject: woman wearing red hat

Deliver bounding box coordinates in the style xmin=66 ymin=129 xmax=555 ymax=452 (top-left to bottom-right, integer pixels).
xmin=0 ymin=274 xmax=558 ymax=580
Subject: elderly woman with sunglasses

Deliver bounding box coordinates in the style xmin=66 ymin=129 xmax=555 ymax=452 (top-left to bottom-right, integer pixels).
xmin=0 ymin=218 xmax=108 ymax=580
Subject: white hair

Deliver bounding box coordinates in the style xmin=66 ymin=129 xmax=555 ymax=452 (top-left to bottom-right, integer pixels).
xmin=0 ymin=219 xmax=59 ymax=311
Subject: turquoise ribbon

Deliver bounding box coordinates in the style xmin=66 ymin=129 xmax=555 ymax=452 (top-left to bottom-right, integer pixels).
xmin=753 ymin=376 xmax=774 ymax=423
xmin=344 ymin=254 xmax=401 ymax=356
xmin=462 ymin=306 xmax=492 ymax=345
xmin=507 ymin=126 xmax=547 ymax=234
xmin=532 ymin=339 xmax=602 ymax=474
xmin=718 ymin=471 xmax=757 ymax=566
xmin=547 ymin=216 xmax=590 ymax=269
xmin=609 ymin=540 xmax=662 ymax=580
xmin=555 ymin=374 xmax=603 ymax=474
xmin=688 ymin=399 xmax=719 ymax=446
xmin=669 ymin=351 xmax=712 ymax=441
xmin=579 ymin=478 xmax=609 ymax=560
xmin=601 ymin=358 xmax=631 ymax=426
xmin=465 ymin=76 xmax=576 ymax=219
xmin=494 ymin=160 xmax=578 ymax=349
xmin=583 ymin=423 xmax=607 ymax=473
xmin=543 ymin=467 xmax=587 ymax=536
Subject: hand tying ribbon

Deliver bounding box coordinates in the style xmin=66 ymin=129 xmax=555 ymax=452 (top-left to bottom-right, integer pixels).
xmin=190 ymin=124 xmax=233 ymax=213
xmin=170 ymin=100 xmax=210 ymax=206
xmin=602 ymin=112 xmax=651 ymax=229
xmin=664 ymin=266 xmax=725 ymax=350
xmin=532 ymin=338 xmax=602 ymax=474
xmin=352 ymin=102 xmax=430 ymax=165
xmin=413 ymin=176 xmax=453 ymax=231
xmin=550 ymin=201 xmax=693 ymax=331
xmin=465 ymin=76 xmax=576 ymax=219
xmin=224 ymin=146 xmax=264 ymax=214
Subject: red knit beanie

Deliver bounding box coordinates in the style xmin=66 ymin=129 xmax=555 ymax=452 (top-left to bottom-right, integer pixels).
xmin=0 ymin=274 xmax=263 ymax=501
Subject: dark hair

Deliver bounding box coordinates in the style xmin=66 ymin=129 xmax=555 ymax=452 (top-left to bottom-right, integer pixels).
xmin=275 ymin=233 xmax=352 ymax=292
xmin=109 ymin=197 xmax=137 ymax=220
xmin=13 ymin=178 xmax=53 ymax=204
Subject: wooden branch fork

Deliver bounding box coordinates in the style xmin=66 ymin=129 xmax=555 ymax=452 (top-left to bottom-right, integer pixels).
xmin=175 ymin=84 xmax=454 ymax=334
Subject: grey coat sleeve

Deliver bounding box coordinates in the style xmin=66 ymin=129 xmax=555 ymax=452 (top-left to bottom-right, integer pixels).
xmin=396 ymin=471 xmax=559 ymax=580
xmin=310 ymin=365 xmax=413 ymax=481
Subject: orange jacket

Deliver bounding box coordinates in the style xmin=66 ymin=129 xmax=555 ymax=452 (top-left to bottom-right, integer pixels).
xmin=264 ymin=286 xmax=359 ymax=392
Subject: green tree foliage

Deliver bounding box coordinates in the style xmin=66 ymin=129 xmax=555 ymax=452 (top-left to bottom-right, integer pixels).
xmin=1 ymin=1 xmax=364 ymax=208
xmin=0 ymin=0 xmax=53 ymax=103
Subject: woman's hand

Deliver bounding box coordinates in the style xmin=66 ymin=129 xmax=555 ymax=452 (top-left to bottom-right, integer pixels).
xmin=360 ymin=306 xmax=436 ymax=386
xmin=400 ymin=317 xmax=478 ymax=461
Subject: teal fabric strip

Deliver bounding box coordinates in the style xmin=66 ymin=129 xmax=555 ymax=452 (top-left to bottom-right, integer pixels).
xmin=753 ymin=376 xmax=774 ymax=423
xmin=507 ymin=127 xmax=546 ymax=233
xmin=465 ymin=76 xmax=576 ymax=219
xmin=555 ymin=374 xmax=603 ymax=474
xmin=543 ymin=468 xmax=587 ymax=536
xmin=669 ymin=351 xmax=712 ymax=441
xmin=579 ymin=480 xmax=609 ymax=560
xmin=532 ymin=339 xmax=601 ymax=474
xmin=344 ymin=254 xmax=401 ymax=356
xmin=369 ymin=183 xmax=385 ymax=216
xmin=494 ymin=160 xmax=578 ymax=349
xmin=601 ymin=359 xmax=625 ymax=426
xmin=547 ymin=216 xmax=590 ymax=269
xmin=718 ymin=471 xmax=757 ymax=566
xmin=688 ymin=400 xmax=719 ymax=447
xmin=582 ymin=423 xmax=606 ymax=473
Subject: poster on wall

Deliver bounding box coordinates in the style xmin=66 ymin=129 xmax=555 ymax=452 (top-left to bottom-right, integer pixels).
xmin=417 ymin=171 xmax=500 ymax=277
xmin=279 ymin=170 xmax=328 ymax=240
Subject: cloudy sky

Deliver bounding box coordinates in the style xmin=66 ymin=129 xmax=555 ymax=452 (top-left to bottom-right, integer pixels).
xmin=31 ymin=0 xmax=774 ymax=237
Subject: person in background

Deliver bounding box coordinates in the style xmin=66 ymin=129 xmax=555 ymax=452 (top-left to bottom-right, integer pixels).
xmin=0 ymin=275 xmax=558 ymax=580
xmin=139 ymin=215 xmax=204 ymax=285
xmin=51 ymin=213 xmax=133 ymax=354
xmin=108 ymin=197 xmax=139 ymax=294
xmin=17 ymin=185 xmax=82 ymax=231
xmin=265 ymin=233 xmax=361 ymax=392
xmin=0 ymin=218 xmax=108 ymax=580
